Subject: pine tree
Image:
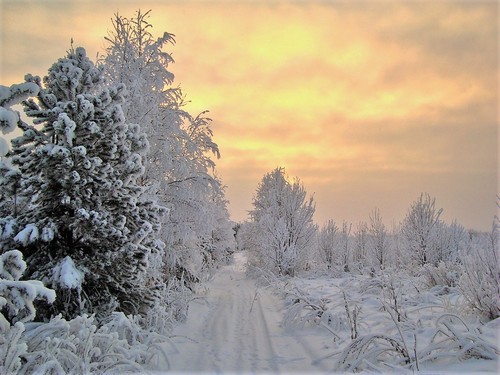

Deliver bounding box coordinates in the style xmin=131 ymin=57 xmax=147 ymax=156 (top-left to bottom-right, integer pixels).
xmin=0 ymin=46 xmax=164 ymax=319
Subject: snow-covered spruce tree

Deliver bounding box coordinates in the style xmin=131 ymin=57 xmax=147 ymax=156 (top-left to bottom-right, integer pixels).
xmin=248 ymin=167 xmax=316 ymax=276
xmin=101 ymin=10 xmax=230 ymax=285
xmin=401 ymin=193 xmax=443 ymax=268
xmin=0 ymin=47 xmax=165 ymax=320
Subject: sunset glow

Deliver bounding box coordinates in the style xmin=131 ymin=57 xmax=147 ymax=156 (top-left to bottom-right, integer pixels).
xmin=1 ymin=0 xmax=497 ymax=230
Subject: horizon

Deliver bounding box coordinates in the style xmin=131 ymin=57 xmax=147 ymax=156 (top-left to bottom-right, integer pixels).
xmin=1 ymin=0 xmax=498 ymax=231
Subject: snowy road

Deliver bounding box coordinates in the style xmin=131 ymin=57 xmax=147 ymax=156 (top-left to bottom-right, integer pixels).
xmin=165 ymin=252 xmax=331 ymax=374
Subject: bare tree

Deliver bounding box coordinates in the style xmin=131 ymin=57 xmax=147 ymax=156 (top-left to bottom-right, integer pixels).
xmin=369 ymin=208 xmax=388 ymax=269
xmin=248 ymin=167 xmax=317 ymax=276
xmin=340 ymin=221 xmax=352 ymax=272
xmin=458 ymin=198 xmax=499 ymax=319
xmin=318 ymin=220 xmax=338 ymax=270
xmin=353 ymin=221 xmax=368 ymax=267
xmin=401 ymin=193 xmax=443 ymax=267
xmin=102 ymin=10 xmax=229 ymax=284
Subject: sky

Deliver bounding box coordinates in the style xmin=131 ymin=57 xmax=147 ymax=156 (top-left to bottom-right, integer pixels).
xmin=0 ymin=0 xmax=498 ymax=231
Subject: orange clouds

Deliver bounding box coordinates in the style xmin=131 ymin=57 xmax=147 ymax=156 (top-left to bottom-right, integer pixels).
xmin=1 ymin=1 xmax=497 ymax=230
xmin=176 ymin=2 xmax=497 ymax=229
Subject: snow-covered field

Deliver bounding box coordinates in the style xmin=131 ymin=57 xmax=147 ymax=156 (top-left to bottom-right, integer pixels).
xmin=282 ymin=274 xmax=499 ymax=373
xmin=165 ymin=251 xmax=499 ymax=374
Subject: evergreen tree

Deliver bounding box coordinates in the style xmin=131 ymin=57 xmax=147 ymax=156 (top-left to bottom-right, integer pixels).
xmin=0 ymin=47 xmax=164 ymax=319
xmin=0 ymin=82 xmax=40 ymax=219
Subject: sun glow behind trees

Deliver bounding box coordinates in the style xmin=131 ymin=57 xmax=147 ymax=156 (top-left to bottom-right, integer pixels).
xmin=1 ymin=0 xmax=498 ymax=230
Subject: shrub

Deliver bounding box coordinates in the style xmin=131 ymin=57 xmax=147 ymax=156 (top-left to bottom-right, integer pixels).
xmin=458 ymin=231 xmax=499 ymax=320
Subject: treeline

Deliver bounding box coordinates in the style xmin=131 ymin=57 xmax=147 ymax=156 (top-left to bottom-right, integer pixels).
xmin=0 ymin=10 xmax=235 ymax=327
xmin=238 ymin=167 xmax=499 ymax=320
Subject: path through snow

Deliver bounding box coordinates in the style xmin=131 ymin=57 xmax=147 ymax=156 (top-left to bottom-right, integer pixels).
xmin=164 ymin=251 xmax=331 ymax=374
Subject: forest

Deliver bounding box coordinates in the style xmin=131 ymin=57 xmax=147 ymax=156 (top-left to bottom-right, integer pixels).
xmin=0 ymin=10 xmax=498 ymax=374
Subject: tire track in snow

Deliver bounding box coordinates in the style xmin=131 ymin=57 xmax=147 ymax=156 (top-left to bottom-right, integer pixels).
xmin=249 ymin=288 xmax=279 ymax=372
xmin=164 ymin=251 xmax=330 ymax=373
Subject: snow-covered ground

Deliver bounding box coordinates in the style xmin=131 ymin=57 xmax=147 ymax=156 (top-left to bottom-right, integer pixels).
xmin=282 ymin=274 xmax=499 ymax=373
xmin=163 ymin=251 xmax=499 ymax=374
xmin=165 ymin=251 xmax=333 ymax=373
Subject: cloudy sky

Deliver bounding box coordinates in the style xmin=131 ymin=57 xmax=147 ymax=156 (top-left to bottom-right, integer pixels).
xmin=1 ymin=0 xmax=498 ymax=230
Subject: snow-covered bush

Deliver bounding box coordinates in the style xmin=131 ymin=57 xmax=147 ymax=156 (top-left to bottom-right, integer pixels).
xmin=421 ymin=261 xmax=461 ymax=288
xmin=335 ymin=333 xmax=411 ymax=372
xmin=21 ymin=312 xmax=171 ymax=374
xmin=335 ymin=313 xmax=499 ymax=372
xmin=0 ymin=250 xmax=55 ymax=374
xmin=283 ymin=287 xmax=334 ymax=330
xmin=419 ymin=314 xmax=499 ymax=363
xmin=0 ymin=251 xmax=171 ymax=373
xmin=279 ymin=270 xmax=499 ymax=373
xmin=459 ymin=228 xmax=500 ymax=320
xmin=140 ymin=276 xmax=193 ymax=334
xmin=0 ymin=250 xmax=55 ymax=325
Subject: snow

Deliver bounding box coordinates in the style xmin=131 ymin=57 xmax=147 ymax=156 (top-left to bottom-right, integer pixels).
xmin=14 ymin=224 xmax=39 ymax=246
xmin=0 ymin=251 xmax=56 ymax=325
xmin=0 ymin=250 xmax=26 ymax=281
xmin=71 ymin=145 xmax=86 ymax=156
xmin=164 ymin=251 xmax=333 ymax=373
xmin=41 ymin=224 xmax=55 ymax=242
xmin=279 ymin=272 xmax=499 ymax=372
xmin=51 ymin=256 xmax=84 ymax=290
xmin=0 ymin=82 xmax=39 ymax=107
xmin=47 ymin=144 xmax=70 ymax=158
xmin=56 ymin=112 xmax=76 ymax=147
xmin=70 ymin=170 xmax=80 ymax=182
xmin=0 ymin=138 xmax=8 ymax=156
xmin=0 ymin=13 xmax=496 ymax=373
xmin=0 ymin=107 xmax=18 ymax=134
xmin=162 ymin=251 xmax=499 ymax=373
xmin=0 ymin=217 xmax=16 ymax=241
